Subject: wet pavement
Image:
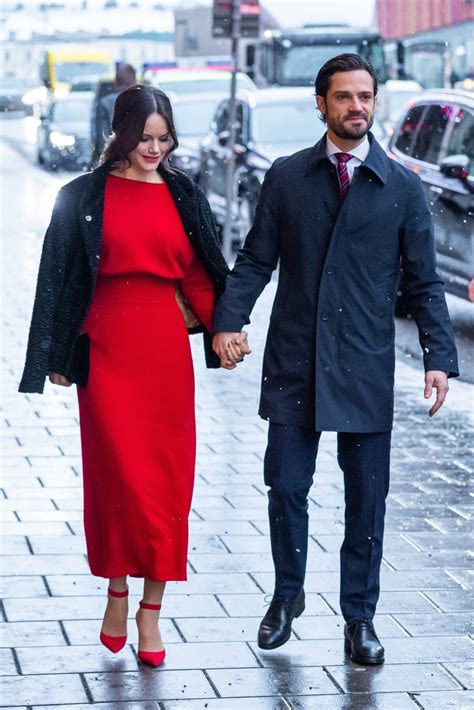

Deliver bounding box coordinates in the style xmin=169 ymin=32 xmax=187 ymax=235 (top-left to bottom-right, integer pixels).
xmin=1 ymin=136 xmax=473 ymax=708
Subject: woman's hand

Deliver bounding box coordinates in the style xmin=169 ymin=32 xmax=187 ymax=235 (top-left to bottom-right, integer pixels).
xmin=48 ymin=372 xmax=72 ymax=387
xmin=213 ymin=331 xmax=251 ymax=369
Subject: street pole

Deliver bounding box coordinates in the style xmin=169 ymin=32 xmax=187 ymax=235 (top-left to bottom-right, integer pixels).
xmin=222 ymin=0 xmax=241 ymax=265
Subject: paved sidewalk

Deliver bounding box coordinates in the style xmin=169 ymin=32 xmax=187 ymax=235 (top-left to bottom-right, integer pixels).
xmin=1 ymin=142 xmax=473 ymax=708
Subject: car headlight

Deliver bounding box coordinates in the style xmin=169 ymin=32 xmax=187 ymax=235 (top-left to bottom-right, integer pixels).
xmin=21 ymin=89 xmax=37 ymax=106
xmin=49 ymin=131 xmax=76 ymax=148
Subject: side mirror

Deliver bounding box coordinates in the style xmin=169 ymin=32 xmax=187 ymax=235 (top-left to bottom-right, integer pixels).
xmin=439 ymin=154 xmax=470 ymax=182
xmin=218 ymin=130 xmax=230 ymax=147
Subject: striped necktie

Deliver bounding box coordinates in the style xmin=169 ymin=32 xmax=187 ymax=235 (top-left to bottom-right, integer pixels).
xmin=335 ymin=152 xmax=353 ymax=200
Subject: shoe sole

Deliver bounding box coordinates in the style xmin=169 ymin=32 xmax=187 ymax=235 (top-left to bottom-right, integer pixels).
xmin=344 ymin=639 xmax=384 ymax=665
xmin=257 ymin=602 xmax=305 ymax=650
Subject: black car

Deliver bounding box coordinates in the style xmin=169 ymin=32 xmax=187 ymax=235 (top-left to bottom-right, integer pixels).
xmin=388 ymin=89 xmax=474 ymax=302
xmin=199 ymin=87 xmax=387 ymax=248
xmin=38 ymin=91 xmax=94 ymax=170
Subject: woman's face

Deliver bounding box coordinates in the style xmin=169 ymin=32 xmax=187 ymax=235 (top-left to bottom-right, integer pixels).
xmin=127 ymin=112 xmax=173 ymax=174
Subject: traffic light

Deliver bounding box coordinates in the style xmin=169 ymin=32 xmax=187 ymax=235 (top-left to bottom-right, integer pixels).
xmin=212 ymin=0 xmax=260 ymax=38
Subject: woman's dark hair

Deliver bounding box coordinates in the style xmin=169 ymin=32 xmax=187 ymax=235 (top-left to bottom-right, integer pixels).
xmin=101 ymin=84 xmax=179 ymax=170
xmin=315 ymin=53 xmax=378 ymax=100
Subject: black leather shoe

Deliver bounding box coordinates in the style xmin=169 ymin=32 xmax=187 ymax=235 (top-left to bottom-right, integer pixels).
xmin=344 ymin=619 xmax=385 ymax=665
xmin=257 ymin=589 xmax=305 ymax=650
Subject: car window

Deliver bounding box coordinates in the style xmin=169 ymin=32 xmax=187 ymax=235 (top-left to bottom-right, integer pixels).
xmin=52 ymin=98 xmax=92 ymax=123
xmin=235 ymin=103 xmax=244 ymax=145
xmin=446 ymin=107 xmax=474 ymax=176
xmin=215 ymin=103 xmax=229 ymax=135
xmin=251 ymin=101 xmax=325 ymax=144
xmin=173 ymin=98 xmax=220 ymax=137
xmin=411 ymin=104 xmax=451 ymax=164
xmin=394 ymin=104 xmax=426 ymax=156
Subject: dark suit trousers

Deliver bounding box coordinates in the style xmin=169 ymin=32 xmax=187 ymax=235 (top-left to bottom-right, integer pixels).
xmin=264 ymin=423 xmax=391 ymax=621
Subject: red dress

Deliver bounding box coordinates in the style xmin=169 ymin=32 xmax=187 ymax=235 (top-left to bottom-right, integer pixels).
xmin=77 ymin=174 xmax=215 ymax=581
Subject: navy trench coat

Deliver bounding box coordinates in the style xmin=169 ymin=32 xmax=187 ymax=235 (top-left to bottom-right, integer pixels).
xmin=213 ymin=133 xmax=459 ymax=433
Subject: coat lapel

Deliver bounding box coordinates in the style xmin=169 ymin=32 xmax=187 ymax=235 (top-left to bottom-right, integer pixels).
xmin=78 ymin=164 xmax=109 ymax=278
xmin=159 ymin=166 xmax=203 ymax=255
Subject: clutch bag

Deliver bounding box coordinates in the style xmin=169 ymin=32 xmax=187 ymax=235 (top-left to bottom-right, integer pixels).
xmin=175 ymin=285 xmax=201 ymax=330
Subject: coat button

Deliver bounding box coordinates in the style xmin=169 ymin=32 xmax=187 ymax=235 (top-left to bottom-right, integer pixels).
xmin=321 ymin=313 xmax=329 ymax=321
xmin=85 ymin=215 xmax=92 ymax=222
xmin=326 ymin=267 xmax=333 ymax=275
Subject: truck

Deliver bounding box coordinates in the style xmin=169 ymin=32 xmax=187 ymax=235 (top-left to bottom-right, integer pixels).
xmin=244 ymin=24 xmax=388 ymax=88
xmin=40 ymin=49 xmax=114 ymax=97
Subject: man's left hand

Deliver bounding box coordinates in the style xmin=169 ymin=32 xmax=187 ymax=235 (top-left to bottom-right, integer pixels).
xmin=424 ymin=370 xmax=449 ymax=417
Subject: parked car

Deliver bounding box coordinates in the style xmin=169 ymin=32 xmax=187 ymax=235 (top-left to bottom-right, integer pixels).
xmin=199 ymin=87 xmax=388 ymax=247
xmin=37 ymin=91 xmax=93 ymax=170
xmin=388 ymin=89 xmax=473 ymax=302
xmin=0 ymin=77 xmax=37 ymax=114
xmin=170 ymin=92 xmax=228 ymax=180
xmin=148 ymin=69 xmax=256 ymax=97
xmin=379 ymin=79 xmax=423 ymax=131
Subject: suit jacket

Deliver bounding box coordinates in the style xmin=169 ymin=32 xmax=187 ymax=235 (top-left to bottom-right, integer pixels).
xmin=213 ymin=132 xmax=459 ymax=433
xmin=19 ymin=162 xmax=229 ymax=394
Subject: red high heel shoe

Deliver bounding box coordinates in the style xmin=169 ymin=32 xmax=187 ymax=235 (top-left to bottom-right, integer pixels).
xmin=136 ymin=600 xmax=166 ymax=667
xmin=99 ymin=587 xmax=129 ymax=653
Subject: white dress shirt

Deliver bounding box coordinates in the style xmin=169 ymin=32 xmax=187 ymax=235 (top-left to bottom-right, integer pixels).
xmin=326 ymin=135 xmax=370 ymax=184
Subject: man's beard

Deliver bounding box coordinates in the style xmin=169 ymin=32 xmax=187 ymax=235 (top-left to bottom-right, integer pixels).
xmin=329 ymin=113 xmax=374 ymax=140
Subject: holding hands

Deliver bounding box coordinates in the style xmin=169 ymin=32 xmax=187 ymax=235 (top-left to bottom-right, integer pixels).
xmin=213 ymin=331 xmax=251 ymax=370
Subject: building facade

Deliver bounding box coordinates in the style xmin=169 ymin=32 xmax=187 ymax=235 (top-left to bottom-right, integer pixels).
xmin=376 ymin=0 xmax=474 ymax=87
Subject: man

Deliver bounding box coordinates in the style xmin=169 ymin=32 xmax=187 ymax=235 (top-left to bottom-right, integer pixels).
xmin=91 ymin=63 xmax=136 ymax=163
xmin=213 ymin=54 xmax=458 ymax=665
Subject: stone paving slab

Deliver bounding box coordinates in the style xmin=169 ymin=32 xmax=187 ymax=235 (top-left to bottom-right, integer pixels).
xmin=206 ymin=666 xmax=339 ymax=697
xmin=325 ymin=662 xmax=462 ymax=693
xmin=414 ymin=690 xmax=474 ymax=709
xmin=83 ymin=670 xmax=217 ymax=702
xmin=288 ymin=694 xmax=421 ymax=709
xmin=1 ymin=674 xmax=89 ymax=705
xmin=1 ymin=141 xmax=473 ymax=708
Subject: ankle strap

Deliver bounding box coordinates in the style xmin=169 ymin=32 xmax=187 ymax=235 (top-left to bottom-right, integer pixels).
xmin=108 ymin=588 xmax=129 ymax=598
xmin=139 ymin=600 xmax=162 ymax=611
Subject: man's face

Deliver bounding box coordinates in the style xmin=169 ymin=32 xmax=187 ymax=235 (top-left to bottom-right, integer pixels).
xmin=316 ymin=69 xmax=376 ymax=141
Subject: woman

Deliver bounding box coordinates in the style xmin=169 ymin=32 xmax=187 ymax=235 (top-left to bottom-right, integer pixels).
xmin=19 ymin=85 xmax=247 ymax=666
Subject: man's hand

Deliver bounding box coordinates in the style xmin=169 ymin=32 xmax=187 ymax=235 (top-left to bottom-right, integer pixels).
xmin=424 ymin=370 xmax=449 ymax=417
xmin=49 ymin=372 xmax=72 ymax=387
xmin=212 ymin=331 xmax=251 ymax=370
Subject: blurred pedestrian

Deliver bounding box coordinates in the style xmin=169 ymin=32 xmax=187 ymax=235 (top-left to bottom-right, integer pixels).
xmin=213 ymin=54 xmax=458 ymax=665
xmin=19 ymin=84 xmax=248 ymax=667
xmin=91 ymin=63 xmax=137 ymax=166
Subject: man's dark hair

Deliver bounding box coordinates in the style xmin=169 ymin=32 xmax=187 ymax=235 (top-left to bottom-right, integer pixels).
xmin=114 ymin=63 xmax=137 ymax=91
xmin=315 ymin=53 xmax=378 ymax=99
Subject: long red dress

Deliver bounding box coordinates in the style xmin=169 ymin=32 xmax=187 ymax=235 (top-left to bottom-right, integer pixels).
xmin=77 ymin=174 xmax=215 ymax=581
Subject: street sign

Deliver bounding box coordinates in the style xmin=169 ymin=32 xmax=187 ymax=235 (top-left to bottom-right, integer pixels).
xmin=212 ymin=0 xmax=260 ymax=38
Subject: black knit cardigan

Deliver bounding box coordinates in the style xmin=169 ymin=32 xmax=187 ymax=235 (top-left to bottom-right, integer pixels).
xmin=19 ymin=162 xmax=229 ymax=394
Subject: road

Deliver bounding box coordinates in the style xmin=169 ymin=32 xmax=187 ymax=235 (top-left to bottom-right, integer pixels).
xmin=1 ymin=116 xmax=473 ymax=708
